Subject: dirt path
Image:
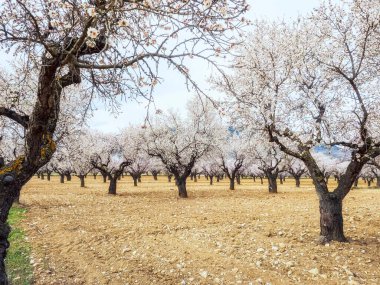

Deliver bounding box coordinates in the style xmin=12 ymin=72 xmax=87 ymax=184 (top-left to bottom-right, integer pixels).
xmin=20 ymin=176 xmax=380 ymax=285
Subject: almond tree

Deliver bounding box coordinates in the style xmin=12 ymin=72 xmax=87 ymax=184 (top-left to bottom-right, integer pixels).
xmin=0 ymin=0 xmax=249 ymax=279
xmin=149 ymin=157 xmax=163 ymax=181
xmin=220 ymin=0 xmax=380 ymax=242
xmin=250 ymin=140 xmax=285 ymax=193
xmin=67 ymin=132 xmax=94 ymax=187
xmin=215 ymin=130 xmax=248 ymax=190
xmin=90 ymin=132 xmax=131 ymax=195
xmin=145 ymin=101 xmax=217 ymax=197
xmin=286 ymin=158 xmax=308 ymax=187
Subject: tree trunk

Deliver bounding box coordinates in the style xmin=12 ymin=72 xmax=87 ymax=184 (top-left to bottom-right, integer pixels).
xmin=93 ymin=173 xmax=97 ymax=179
xmin=279 ymin=176 xmax=283 ymax=184
xmin=367 ymin=179 xmax=371 ymax=187
xmin=177 ymin=178 xmax=188 ymax=198
xmin=319 ymin=193 xmax=346 ymax=242
xmin=168 ymin=175 xmax=172 ymax=182
xmin=66 ymin=173 xmax=71 ymax=181
xmin=102 ymin=173 xmax=107 ymax=183
xmin=0 ymin=183 xmax=21 ymax=284
xmin=138 ymin=176 xmax=141 ymax=183
xmin=353 ymin=178 xmax=358 ymax=188
xmin=236 ymin=175 xmax=241 ymax=185
xmin=376 ymin=177 xmax=380 ymax=189
xmin=295 ymin=176 xmax=301 ymax=188
xmin=41 ymin=173 xmax=45 ymax=180
xmin=133 ymin=176 xmax=138 ymax=186
xmin=193 ymin=175 xmax=197 ymax=182
xmin=79 ymin=175 xmax=85 ymax=188
xmin=108 ymin=178 xmax=117 ymax=195
xmin=47 ymin=173 xmax=51 ymax=181
xmin=267 ymin=173 xmax=277 ymax=193
xmin=60 ymin=174 xmax=65 ymax=184
xmin=153 ymin=174 xmax=158 ymax=180
xmin=209 ymin=176 xmax=214 ymax=185
xmin=216 ymin=176 xmax=220 ymax=182
xmin=260 ymin=177 xmax=263 ymax=184
xmin=229 ymin=176 xmax=235 ymax=190
xmin=253 ymin=176 xmax=256 ymax=182
xmin=37 ymin=173 xmax=41 ymax=179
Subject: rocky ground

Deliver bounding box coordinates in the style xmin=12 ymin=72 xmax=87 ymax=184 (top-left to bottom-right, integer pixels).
xmin=19 ymin=176 xmax=380 ymax=285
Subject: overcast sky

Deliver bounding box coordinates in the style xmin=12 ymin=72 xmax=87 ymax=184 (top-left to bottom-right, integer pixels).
xmin=88 ymin=0 xmax=321 ymax=133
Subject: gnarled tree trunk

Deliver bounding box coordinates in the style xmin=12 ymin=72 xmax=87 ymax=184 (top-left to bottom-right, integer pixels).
xmin=176 ymin=178 xmax=188 ymax=198
xmin=79 ymin=175 xmax=85 ymax=188
xmin=60 ymin=174 xmax=65 ymax=184
xmin=108 ymin=178 xmax=117 ymax=195
xmin=319 ymin=193 xmax=346 ymax=242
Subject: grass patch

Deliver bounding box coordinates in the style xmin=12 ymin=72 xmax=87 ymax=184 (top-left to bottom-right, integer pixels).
xmin=6 ymin=205 xmax=33 ymax=285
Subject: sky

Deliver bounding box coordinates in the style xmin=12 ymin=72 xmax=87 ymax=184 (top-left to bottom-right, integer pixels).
xmin=88 ymin=0 xmax=321 ymax=133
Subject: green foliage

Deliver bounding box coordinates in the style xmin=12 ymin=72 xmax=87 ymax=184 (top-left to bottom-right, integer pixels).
xmin=6 ymin=206 xmax=33 ymax=285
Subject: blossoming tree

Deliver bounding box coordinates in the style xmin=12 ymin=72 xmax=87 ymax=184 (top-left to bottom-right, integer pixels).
xmin=0 ymin=0 xmax=248 ymax=279
xmin=219 ymin=0 xmax=380 ymax=242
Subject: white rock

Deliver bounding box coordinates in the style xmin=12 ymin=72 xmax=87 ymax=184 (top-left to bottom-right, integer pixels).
xmin=285 ymin=261 xmax=295 ymax=268
xmin=308 ymin=268 xmax=319 ymax=275
xmin=199 ymin=270 xmax=208 ymax=278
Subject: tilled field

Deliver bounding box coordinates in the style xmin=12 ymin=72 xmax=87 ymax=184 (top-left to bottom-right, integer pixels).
xmin=20 ymin=176 xmax=380 ymax=285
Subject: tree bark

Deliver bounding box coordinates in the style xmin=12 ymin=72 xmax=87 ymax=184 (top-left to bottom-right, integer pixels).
xmin=153 ymin=173 xmax=158 ymax=180
xmin=93 ymin=173 xmax=97 ymax=179
xmin=209 ymin=176 xmax=214 ymax=185
xmin=319 ymin=193 xmax=346 ymax=242
xmin=229 ymin=176 xmax=235 ymax=190
xmin=0 ymin=181 xmax=22 ymax=283
xmin=79 ymin=175 xmax=85 ymax=188
xmin=266 ymin=173 xmax=278 ymax=193
xmin=176 ymin=178 xmax=188 ymax=198
xmin=295 ymin=176 xmax=301 ymax=188
xmin=236 ymin=175 xmax=241 ymax=185
xmin=60 ymin=174 xmax=65 ymax=184
xmin=102 ymin=173 xmax=107 ymax=183
xmin=376 ymin=177 xmax=380 ymax=189
xmin=41 ymin=173 xmax=45 ymax=180
xmin=65 ymin=173 xmax=72 ymax=181
xmin=260 ymin=177 xmax=263 ymax=184
xmin=168 ymin=175 xmax=172 ymax=182
xmin=108 ymin=178 xmax=117 ymax=195
xmin=133 ymin=176 xmax=138 ymax=186
xmin=47 ymin=172 xmax=51 ymax=181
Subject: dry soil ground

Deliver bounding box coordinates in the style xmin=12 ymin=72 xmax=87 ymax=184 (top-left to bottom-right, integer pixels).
xmin=19 ymin=176 xmax=380 ymax=285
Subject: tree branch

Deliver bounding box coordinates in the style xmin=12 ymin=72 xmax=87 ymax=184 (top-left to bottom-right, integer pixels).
xmin=0 ymin=107 xmax=29 ymax=128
